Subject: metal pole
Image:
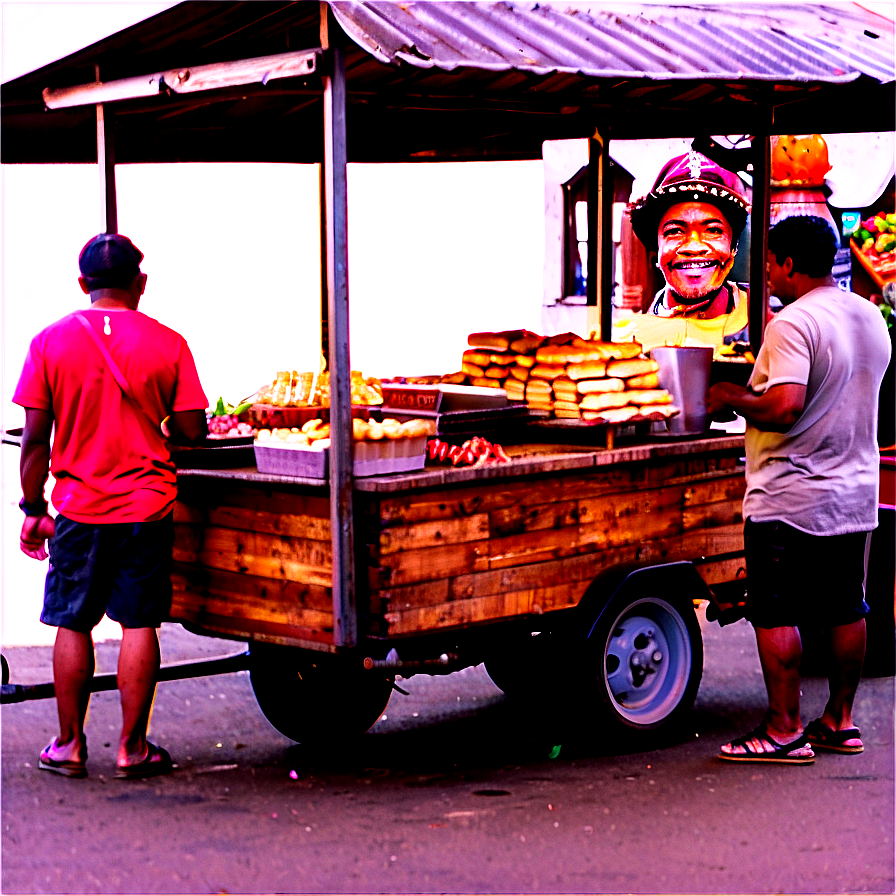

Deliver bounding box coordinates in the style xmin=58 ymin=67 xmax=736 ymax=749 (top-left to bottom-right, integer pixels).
xmin=587 ymin=129 xmax=612 ymax=341
xmin=749 ymin=130 xmax=771 ymax=353
xmin=321 ymin=7 xmax=357 ymax=648
xmin=95 ymin=65 xmax=118 ymax=233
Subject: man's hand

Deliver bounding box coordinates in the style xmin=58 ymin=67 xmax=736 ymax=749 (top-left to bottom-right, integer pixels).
xmin=707 ymin=382 xmax=747 ymax=419
xmin=20 ymin=513 xmax=55 ymax=560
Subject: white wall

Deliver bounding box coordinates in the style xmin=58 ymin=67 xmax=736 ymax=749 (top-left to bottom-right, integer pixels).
xmin=1 ymin=160 xmax=544 ymax=646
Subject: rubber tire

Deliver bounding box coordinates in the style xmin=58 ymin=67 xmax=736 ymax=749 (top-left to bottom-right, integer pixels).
xmin=584 ymin=591 xmax=703 ymax=738
xmin=248 ymin=644 xmax=393 ymax=744
xmin=1 ymin=654 xmax=8 ymax=686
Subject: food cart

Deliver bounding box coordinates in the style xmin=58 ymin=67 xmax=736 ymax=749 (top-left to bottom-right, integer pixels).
xmin=2 ymin=1 xmax=894 ymax=745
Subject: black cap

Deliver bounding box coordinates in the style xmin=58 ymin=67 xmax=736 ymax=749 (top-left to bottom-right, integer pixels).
xmin=78 ymin=233 xmax=144 ymax=289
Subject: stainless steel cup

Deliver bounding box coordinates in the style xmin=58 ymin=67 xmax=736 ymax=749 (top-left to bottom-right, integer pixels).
xmin=651 ymin=346 xmax=713 ymax=436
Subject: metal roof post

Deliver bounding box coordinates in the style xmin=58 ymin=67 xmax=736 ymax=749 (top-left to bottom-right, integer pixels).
xmin=586 ymin=129 xmax=612 ymax=341
xmin=749 ymin=130 xmax=771 ymax=354
xmin=321 ymin=4 xmax=357 ymax=648
xmin=95 ymin=66 xmax=117 ymax=233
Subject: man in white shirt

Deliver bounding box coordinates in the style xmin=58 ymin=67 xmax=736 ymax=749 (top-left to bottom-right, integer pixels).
xmin=707 ymin=215 xmax=891 ymax=764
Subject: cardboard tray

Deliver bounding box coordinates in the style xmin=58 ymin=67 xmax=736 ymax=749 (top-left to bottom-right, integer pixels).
xmin=254 ymin=436 xmax=427 ymax=479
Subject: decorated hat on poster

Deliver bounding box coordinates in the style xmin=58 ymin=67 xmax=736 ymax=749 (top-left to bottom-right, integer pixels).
xmin=629 ymin=150 xmax=751 ymax=251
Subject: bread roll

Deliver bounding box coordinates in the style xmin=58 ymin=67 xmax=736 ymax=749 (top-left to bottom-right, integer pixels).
xmin=566 ymin=359 xmax=607 ymax=381
xmin=554 ymin=407 xmax=582 ymax=419
xmin=600 ymin=341 xmax=645 ymax=360
xmin=552 ymin=399 xmax=581 ymax=413
xmin=607 ymin=358 xmax=659 ymax=378
xmin=626 ymin=372 xmax=660 ymax=389
xmin=463 ymin=349 xmax=493 ymax=367
xmin=530 ymin=363 xmax=568 ymax=380
xmin=514 ymin=353 xmax=537 ymax=369
xmin=485 ymin=365 xmax=510 ymax=380
xmin=440 ymin=370 xmax=467 ymax=385
xmin=624 ymin=389 xmax=673 ymax=405
xmin=579 ymin=391 xmax=631 ymax=411
xmin=509 ymin=365 xmax=530 ymax=382
xmin=577 ymin=377 xmax=626 ymax=395
xmin=638 ymin=404 xmax=680 ymax=420
xmin=472 ymin=376 xmax=504 ymax=389
xmin=509 ymin=333 xmax=544 ymax=354
xmin=525 ymin=378 xmax=552 ymax=396
xmin=488 ymin=351 xmax=517 ymax=366
xmin=468 ymin=330 xmax=526 ymax=350
xmin=505 ymin=381 xmax=526 ymax=401
xmin=462 ymin=361 xmax=485 ymax=378
xmin=583 ymin=406 xmax=640 ymax=424
xmin=543 ymin=331 xmax=578 ymax=346
xmin=527 ymin=400 xmax=554 ymax=412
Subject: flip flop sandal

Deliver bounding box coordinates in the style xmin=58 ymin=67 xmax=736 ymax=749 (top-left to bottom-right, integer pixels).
xmin=114 ymin=743 xmax=174 ymax=780
xmin=718 ymin=725 xmax=815 ymax=764
xmin=39 ymin=739 xmax=87 ymax=778
xmin=806 ymin=719 xmax=864 ymax=754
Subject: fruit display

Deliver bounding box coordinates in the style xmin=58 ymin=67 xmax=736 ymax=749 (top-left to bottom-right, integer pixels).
xmin=206 ymin=397 xmax=255 ymax=438
xmin=852 ymin=212 xmax=896 ymax=283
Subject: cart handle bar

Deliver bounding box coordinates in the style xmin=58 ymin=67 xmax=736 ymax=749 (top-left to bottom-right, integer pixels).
xmin=1 ymin=650 xmax=251 ymax=704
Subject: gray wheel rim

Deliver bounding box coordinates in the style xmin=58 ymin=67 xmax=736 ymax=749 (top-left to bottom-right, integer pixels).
xmin=602 ymin=597 xmax=692 ymax=725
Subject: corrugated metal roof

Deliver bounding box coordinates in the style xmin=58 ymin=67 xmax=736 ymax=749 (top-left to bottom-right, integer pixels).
xmin=330 ymin=1 xmax=894 ymax=83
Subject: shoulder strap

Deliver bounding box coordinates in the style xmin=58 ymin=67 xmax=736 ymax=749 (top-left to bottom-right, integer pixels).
xmin=74 ymin=312 xmax=161 ymax=430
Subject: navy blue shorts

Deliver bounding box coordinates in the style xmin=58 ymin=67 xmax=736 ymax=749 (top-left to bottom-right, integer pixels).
xmin=744 ymin=519 xmax=870 ymax=630
xmin=41 ymin=513 xmax=174 ymax=632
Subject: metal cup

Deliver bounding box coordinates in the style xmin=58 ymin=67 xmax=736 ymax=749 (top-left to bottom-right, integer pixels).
xmin=651 ymin=346 xmax=713 ymax=436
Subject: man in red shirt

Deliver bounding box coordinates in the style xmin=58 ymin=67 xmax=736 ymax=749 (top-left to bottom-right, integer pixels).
xmin=14 ymin=233 xmax=208 ymax=779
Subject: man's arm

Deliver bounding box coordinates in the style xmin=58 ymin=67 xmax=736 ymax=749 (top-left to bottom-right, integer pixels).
xmin=706 ymin=381 xmax=807 ymax=432
xmin=19 ymin=407 xmax=55 ymax=560
xmin=166 ymin=409 xmax=208 ymax=446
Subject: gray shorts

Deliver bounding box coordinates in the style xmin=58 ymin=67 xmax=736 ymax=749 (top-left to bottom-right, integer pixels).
xmin=41 ymin=513 xmax=174 ymax=632
xmin=744 ymin=519 xmax=870 ymax=629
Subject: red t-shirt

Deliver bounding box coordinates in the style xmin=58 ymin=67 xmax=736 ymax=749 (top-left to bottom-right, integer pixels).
xmin=13 ymin=307 xmax=208 ymax=523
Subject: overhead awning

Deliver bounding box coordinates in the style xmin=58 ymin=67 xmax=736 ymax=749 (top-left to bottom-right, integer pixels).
xmin=2 ymin=1 xmax=893 ymax=165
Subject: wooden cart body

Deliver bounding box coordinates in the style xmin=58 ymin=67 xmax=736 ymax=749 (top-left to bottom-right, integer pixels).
xmin=171 ymin=436 xmax=745 ymax=655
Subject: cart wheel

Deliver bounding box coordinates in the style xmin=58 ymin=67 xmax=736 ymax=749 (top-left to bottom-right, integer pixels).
xmin=583 ymin=591 xmax=703 ymax=737
xmin=248 ymin=644 xmax=393 ymax=744
xmin=1 ymin=654 xmax=8 ymax=686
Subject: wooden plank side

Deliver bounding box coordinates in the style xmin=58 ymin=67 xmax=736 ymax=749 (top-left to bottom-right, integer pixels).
xmin=176 ymin=480 xmax=330 ymax=519
xmin=174 ymin=502 xmax=331 ymax=542
xmin=682 ymin=498 xmax=744 ymax=531
xmin=377 ymin=457 xmax=742 ymax=526
xmin=378 ymin=540 xmax=490 ymax=586
xmin=378 ymin=513 xmax=490 ymax=555
xmin=683 ymin=475 xmax=746 ymax=507
xmin=171 ymin=563 xmax=332 ymax=613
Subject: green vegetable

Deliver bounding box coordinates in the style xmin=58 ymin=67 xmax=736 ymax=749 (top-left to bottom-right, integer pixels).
xmin=881 ymin=304 xmax=893 ymax=332
xmin=211 ymin=396 xmax=253 ymax=417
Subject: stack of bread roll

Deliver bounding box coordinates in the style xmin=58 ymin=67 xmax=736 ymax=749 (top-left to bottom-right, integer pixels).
xmin=447 ymin=329 xmax=679 ymax=425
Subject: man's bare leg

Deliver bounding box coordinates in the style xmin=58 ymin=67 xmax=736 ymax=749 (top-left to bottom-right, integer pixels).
xmin=48 ymin=627 xmax=93 ymax=762
xmin=117 ymin=626 xmax=160 ymax=767
xmin=721 ymin=624 xmax=807 ymax=756
xmin=817 ymin=618 xmax=865 ymax=748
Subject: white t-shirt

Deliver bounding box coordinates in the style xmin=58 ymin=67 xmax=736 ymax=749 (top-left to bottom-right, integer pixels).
xmin=744 ymin=286 xmax=891 ymax=535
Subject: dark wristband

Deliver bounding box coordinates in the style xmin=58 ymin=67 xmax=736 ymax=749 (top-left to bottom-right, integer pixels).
xmin=19 ymin=497 xmax=48 ymax=516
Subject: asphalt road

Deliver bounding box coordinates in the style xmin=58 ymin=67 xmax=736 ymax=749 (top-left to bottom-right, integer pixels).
xmin=2 ymin=609 xmax=893 ymax=895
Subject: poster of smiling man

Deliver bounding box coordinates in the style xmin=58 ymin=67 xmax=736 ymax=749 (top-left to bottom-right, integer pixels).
xmin=625 ymin=150 xmax=752 ymax=356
